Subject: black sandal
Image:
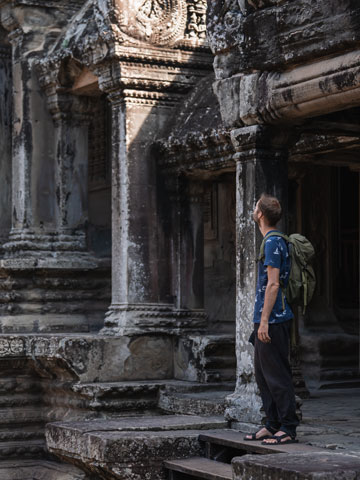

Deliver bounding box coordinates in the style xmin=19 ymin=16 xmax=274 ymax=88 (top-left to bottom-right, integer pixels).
xmin=261 ymin=433 xmax=298 ymax=445
xmin=244 ymin=429 xmax=273 ymax=441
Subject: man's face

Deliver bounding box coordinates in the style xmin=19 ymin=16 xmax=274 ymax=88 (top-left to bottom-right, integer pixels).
xmin=253 ymin=200 xmax=262 ymax=224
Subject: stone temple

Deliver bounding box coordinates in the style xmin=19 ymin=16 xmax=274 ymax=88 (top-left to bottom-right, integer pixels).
xmin=0 ymin=0 xmax=359 ymax=478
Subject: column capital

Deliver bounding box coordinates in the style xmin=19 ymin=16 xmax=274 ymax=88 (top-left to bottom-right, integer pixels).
xmin=46 ymin=92 xmax=97 ymax=127
xmin=94 ymin=49 xmax=212 ymax=103
xmin=231 ymin=125 xmax=296 ymax=162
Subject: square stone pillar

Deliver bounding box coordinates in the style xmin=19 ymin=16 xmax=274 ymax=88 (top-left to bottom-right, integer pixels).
xmin=0 ymin=9 xmax=96 ymax=264
xmin=0 ymin=42 xmax=12 ymax=250
xmin=45 ymin=92 xmax=96 ymax=258
xmin=225 ymin=125 xmax=289 ymax=425
xmin=100 ymin=88 xmax=180 ymax=335
xmin=0 ymin=27 xmax=57 ymax=258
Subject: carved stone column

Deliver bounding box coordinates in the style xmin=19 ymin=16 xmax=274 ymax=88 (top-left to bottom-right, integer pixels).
xmin=0 ymin=7 xmax=109 ymax=333
xmin=98 ymin=59 xmax=209 ymax=335
xmin=0 ymin=41 xmax=11 ymax=250
xmin=98 ymin=83 xmax=178 ymax=335
xmin=45 ymin=91 xmax=96 ymax=258
xmin=225 ymin=125 xmax=289 ymax=425
xmin=0 ymin=23 xmax=57 ymax=259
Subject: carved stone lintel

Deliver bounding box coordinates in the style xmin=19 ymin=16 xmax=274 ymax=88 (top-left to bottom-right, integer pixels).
xmin=158 ymin=128 xmax=235 ymax=176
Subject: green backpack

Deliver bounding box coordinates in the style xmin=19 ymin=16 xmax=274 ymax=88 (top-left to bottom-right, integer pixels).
xmin=258 ymin=232 xmax=316 ymax=314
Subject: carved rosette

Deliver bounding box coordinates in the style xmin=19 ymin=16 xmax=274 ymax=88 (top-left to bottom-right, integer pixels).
xmin=115 ymin=0 xmax=188 ymax=46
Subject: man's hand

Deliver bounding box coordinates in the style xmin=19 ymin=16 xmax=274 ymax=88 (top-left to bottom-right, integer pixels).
xmin=258 ymin=322 xmax=271 ymax=343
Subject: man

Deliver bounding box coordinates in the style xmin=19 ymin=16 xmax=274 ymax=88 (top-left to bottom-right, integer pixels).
xmin=244 ymin=193 xmax=299 ymax=445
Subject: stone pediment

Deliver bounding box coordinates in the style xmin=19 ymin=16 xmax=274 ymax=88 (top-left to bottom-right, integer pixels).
xmin=37 ymin=0 xmax=209 ymax=94
xmin=44 ymin=0 xmax=206 ymax=66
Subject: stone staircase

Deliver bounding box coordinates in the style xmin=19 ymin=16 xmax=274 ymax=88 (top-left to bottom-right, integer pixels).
xmin=164 ymin=431 xmax=360 ymax=480
xmin=175 ymin=335 xmax=236 ymax=384
xmin=300 ymin=331 xmax=360 ymax=389
xmin=45 ymin=415 xmax=229 ymax=479
xmin=0 ymin=460 xmax=87 ymax=480
xmin=47 ymin=416 xmax=360 ymax=480
xmin=158 ymin=382 xmax=234 ymax=416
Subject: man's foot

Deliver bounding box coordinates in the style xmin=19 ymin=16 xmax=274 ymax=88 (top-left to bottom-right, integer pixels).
xmin=261 ymin=431 xmax=298 ymax=445
xmin=244 ymin=427 xmax=274 ymax=441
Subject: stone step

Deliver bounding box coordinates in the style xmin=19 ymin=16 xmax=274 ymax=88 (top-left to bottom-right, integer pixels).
xmin=46 ymin=416 xmax=228 ymax=479
xmin=0 ymin=440 xmax=45 ymax=459
xmin=163 ymin=381 xmax=235 ymax=393
xmin=198 ymin=430 xmax=322 ymax=456
xmin=204 ymin=369 xmax=236 ymax=383
xmin=0 ymin=425 xmax=44 ymax=442
xmin=176 ymin=335 xmax=236 ymax=384
xmin=0 ymin=407 xmax=45 ymax=426
xmin=319 ymin=377 xmax=360 ymax=390
xmin=0 ymin=394 xmax=41 ymax=408
xmin=232 ymin=451 xmax=360 ymax=479
xmin=71 ymin=380 xmax=235 ymax=413
xmin=0 ymin=459 xmax=87 ymax=479
xmin=203 ymin=356 xmax=236 ymax=369
xmin=164 ymin=457 xmax=232 ymax=480
xmin=72 ymin=380 xmax=165 ymax=411
xmin=159 ymin=390 xmax=232 ymax=416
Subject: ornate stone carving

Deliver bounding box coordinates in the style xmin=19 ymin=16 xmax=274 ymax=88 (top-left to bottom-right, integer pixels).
xmin=115 ymin=0 xmax=187 ymax=46
xmin=185 ymin=0 xmax=206 ymax=40
xmin=0 ymin=337 xmax=25 ymax=356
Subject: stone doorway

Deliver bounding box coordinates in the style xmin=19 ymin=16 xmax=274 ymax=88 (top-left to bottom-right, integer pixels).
xmin=204 ymin=174 xmax=236 ymax=335
xmin=290 ymin=164 xmax=360 ymax=390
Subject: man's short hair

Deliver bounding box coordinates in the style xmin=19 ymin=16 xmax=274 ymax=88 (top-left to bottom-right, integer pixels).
xmin=258 ymin=193 xmax=282 ymax=226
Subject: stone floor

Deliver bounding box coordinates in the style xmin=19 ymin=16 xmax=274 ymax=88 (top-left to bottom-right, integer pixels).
xmin=298 ymin=388 xmax=360 ymax=453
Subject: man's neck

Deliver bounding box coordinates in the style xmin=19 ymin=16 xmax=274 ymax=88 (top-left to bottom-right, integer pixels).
xmin=259 ymin=224 xmax=277 ymax=238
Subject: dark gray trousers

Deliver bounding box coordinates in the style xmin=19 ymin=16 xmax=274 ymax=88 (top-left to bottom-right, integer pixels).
xmin=254 ymin=321 xmax=299 ymax=438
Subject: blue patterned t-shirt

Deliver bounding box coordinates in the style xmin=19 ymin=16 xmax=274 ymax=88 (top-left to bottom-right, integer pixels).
xmin=253 ymin=230 xmax=293 ymax=324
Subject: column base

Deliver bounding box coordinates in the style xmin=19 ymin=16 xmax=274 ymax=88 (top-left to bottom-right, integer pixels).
xmin=0 ymin=256 xmax=111 ymax=334
xmin=101 ymin=304 xmax=207 ymax=336
xmin=225 ymin=381 xmax=263 ymax=424
xmin=3 ymin=229 xmax=88 ymax=258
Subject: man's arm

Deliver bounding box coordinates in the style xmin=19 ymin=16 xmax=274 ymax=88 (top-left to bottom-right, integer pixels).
xmin=257 ymin=265 xmax=280 ymax=343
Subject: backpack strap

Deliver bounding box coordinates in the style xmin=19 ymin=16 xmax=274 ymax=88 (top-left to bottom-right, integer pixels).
xmin=258 ymin=231 xmax=289 ymax=262
xmin=258 ymin=231 xmax=290 ymax=311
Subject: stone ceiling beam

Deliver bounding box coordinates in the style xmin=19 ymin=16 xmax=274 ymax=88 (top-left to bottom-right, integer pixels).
xmin=214 ymin=50 xmax=360 ymax=127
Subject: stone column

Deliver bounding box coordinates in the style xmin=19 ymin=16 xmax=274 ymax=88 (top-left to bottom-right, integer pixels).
xmin=45 ymin=92 xmax=96 ymax=259
xmin=0 ymin=41 xmax=12 ymax=250
xmin=98 ymin=74 xmax=208 ymax=335
xmin=99 ymin=86 xmax=174 ymax=335
xmin=225 ymin=125 xmax=289 ymax=425
xmin=1 ymin=26 xmax=58 ymax=260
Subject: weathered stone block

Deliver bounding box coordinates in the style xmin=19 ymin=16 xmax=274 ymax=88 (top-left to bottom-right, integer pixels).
xmin=46 ymin=416 xmax=228 ymax=480
xmin=232 ymin=452 xmax=360 ymax=479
